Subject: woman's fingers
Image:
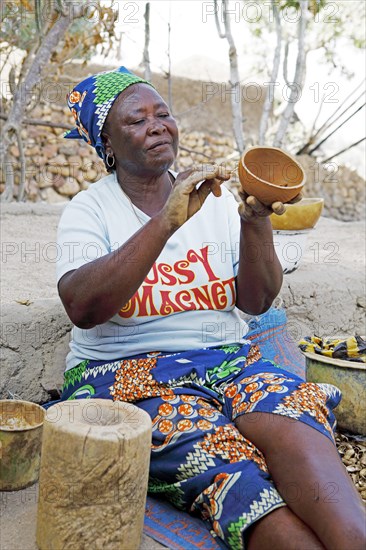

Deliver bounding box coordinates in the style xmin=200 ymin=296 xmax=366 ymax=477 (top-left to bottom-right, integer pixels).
xmin=239 ymin=194 xmax=287 ymax=221
xmin=176 ymin=164 xmax=231 ymax=193
xmin=200 ymin=164 xmax=231 ymax=181
xmin=238 ymin=190 xmax=248 ymax=202
xmin=210 ymin=179 xmax=223 ymax=197
xmin=238 ymin=200 xmax=256 ymax=220
xmin=272 ymin=201 xmax=286 ymax=215
xmin=198 ymin=177 xmax=224 ymax=200
xmin=246 ymin=195 xmax=273 ymax=216
xmin=239 ymin=191 xmax=295 ymax=218
xmin=163 ymin=164 xmax=232 ymax=229
xmin=287 ymin=192 xmax=303 ymax=204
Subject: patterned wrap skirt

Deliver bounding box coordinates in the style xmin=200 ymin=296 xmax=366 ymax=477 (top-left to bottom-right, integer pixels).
xmin=53 ymin=342 xmax=341 ymax=549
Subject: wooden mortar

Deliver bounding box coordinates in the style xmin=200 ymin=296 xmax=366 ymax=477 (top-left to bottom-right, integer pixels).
xmin=36 ymin=399 xmax=152 ymax=550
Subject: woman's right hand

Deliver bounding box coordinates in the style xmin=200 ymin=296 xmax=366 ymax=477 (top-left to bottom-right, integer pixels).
xmin=159 ymin=164 xmax=232 ymax=232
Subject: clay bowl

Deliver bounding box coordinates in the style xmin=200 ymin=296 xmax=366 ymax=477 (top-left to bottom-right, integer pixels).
xmin=304 ymin=352 xmax=366 ymax=436
xmin=270 ymin=198 xmax=324 ymax=231
xmin=239 ymin=146 xmax=306 ymax=205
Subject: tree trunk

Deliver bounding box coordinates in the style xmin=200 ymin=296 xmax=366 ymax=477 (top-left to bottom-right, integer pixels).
xmin=214 ymin=0 xmax=244 ymax=154
xmin=142 ymin=3 xmax=151 ymax=81
xmin=274 ymin=0 xmax=309 ymax=148
xmin=259 ymin=0 xmax=282 ymax=145
xmin=1 ymin=1 xmax=83 ymax=202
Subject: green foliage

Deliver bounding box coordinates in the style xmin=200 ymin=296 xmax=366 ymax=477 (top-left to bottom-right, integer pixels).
xmin=245 ymin=0 xmax=365 ymax=77
xmin=1 ymin=1 xmax=118 ymax=66
xmin=279 ymin=0 xmax=327 ymax=13
xmin=353 ymin=37 xmax=366 ymax=49
xmin=280 ymin=0 xmax=300 ymax=9
xmin=1 ymin=3 xmax=37 ymax=52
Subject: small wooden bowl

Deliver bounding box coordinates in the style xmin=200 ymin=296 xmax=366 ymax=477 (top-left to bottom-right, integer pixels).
xmin=239 ymin=146 xmax=306 ymax=205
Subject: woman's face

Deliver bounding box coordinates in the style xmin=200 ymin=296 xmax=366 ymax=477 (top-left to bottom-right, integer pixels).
xmin=103 ymin=83 xmax=179 ymax=176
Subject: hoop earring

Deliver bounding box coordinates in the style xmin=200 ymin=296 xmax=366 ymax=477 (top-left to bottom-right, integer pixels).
xmin=105 ymin=152 xmax=115 ymax=169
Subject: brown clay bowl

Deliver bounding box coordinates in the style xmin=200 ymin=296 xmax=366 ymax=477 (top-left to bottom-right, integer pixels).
xmin=270 ymin=198 xmax=324 ymax=230
xmin=239 ymin=146 xmax=306 ymax=205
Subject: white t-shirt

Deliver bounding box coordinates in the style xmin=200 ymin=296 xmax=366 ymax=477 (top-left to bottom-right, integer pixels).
xmin=57 ymin=172 xmax=249 ymax=370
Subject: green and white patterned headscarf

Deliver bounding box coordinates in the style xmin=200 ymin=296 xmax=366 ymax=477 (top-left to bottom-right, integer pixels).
xmin=65 ymin=67 xmax=152 ymax=159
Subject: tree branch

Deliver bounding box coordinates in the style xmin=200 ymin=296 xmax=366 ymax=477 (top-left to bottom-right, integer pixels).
xmin=283 ymin=40 xmax=290 ymax=87
xmin=214 ymin=0 xmax=226 ymax=38
xmin=179 ymin=145 xmax=213 ymax=159
xmin=274 ymin=0 xmax=309 ymax=148
xmin=0 ymin=47 xmax=13 ymax=78
xmin=2 ymin=149 xmax=14 ymax=203
xmin=166 ymin=21 xmax=173 ymax=115
xmin=214 ymin=0 xmax=244 ymax=153
xmin=15 ymin=126 xmax=26 ymax=202
xmin=322 ymin=137 xmax=366 ymax=164
xmin=1 ymin=0 xmax=84 ymax=201
xmin=142 ymin=2 xmax=151 ymax=81
xmin=9 ymin=17 xmax=72 ymax=124
xmin=298 ymin=87 xmax=365 ymax=154
xmin=308 ymin=102 xmax=365 ymax=154
xmin=0 ymin=112 xmax=73 ymax=130
xmin=259 ymin=0 xmax=282 ymax=145
xmin=310 ymin=86 xmax=364 ymax=145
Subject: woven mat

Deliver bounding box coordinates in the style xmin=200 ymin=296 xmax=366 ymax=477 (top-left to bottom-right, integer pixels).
xmin=144 ymin=495 xmax=226 ymax=549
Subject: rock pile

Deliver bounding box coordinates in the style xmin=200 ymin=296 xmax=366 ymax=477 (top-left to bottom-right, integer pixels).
xmin=296 ymin=154 xmax=365 ymax=222
xmin=1 ymin=104 xmax=105 ymax=203
xmin=1 ymin=102 xmax=364 ymax=221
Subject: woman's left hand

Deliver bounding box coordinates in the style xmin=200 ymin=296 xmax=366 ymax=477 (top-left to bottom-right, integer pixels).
xmin=238 ymin=191 xmax=303 ymax=223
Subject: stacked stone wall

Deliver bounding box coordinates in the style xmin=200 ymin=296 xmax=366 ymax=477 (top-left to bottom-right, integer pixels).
xmin=1 ymin=103 xmax=364 ymax=221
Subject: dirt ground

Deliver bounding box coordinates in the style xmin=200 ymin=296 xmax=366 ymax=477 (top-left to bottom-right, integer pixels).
xmin=0 ymin=484 xmax=165 ymax=550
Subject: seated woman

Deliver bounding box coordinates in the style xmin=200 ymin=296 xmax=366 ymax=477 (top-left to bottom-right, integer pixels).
xmin=56 ymin=67 xmax=365 ymax=550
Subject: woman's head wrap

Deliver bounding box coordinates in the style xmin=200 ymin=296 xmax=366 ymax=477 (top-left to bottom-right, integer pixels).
xmin=65 ymin=66 xmax=152 ymax=159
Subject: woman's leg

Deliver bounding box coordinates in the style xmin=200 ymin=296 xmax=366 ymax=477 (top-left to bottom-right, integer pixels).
xmin=247 ymin=506 xmax=325 ymax=550
xmin=235 ymin=412 xmax=366 ymax=550
xmin=139 ymin=391 xmax=329 ymax=549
